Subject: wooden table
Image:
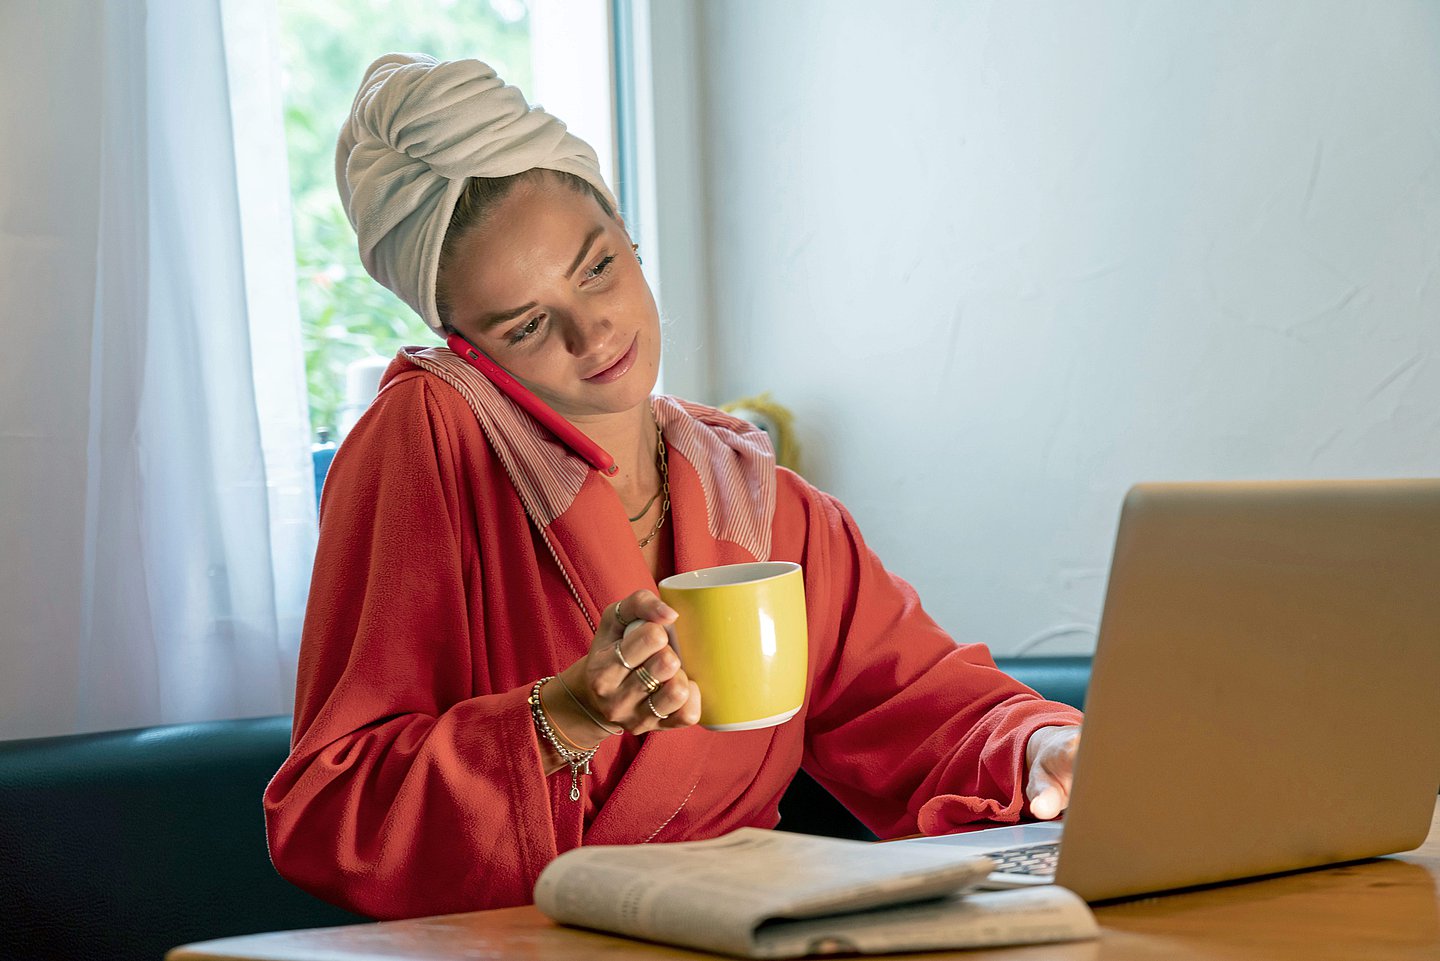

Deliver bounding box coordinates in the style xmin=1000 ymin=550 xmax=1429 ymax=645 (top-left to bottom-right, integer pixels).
xmin=171 ymin=801 xmax=1440 ymax=961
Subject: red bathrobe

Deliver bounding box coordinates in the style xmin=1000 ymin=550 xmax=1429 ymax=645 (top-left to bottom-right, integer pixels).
xmin=264 ymin=348 xmax=1082 ymax=920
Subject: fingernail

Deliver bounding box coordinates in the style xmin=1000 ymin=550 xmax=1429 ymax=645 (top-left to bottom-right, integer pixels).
xmin=657 ymin=603 xmax=678 ymax=619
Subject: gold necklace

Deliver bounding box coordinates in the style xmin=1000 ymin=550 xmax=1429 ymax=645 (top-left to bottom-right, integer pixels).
xmin=636 ymin=425 xmax=669 ymax=549
xmin=626 ymin=488 xmax=662 ymax=523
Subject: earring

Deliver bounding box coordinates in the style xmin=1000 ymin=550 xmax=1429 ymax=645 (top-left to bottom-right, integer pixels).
xmin=631 ymin=242 xmax=642 ymax=265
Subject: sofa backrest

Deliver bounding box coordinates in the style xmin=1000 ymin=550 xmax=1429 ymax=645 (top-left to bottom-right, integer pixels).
xmin=0 ymin=716 xmax=364 ymax=961
xmin=994 ymin=655 xmax=1090 ymax=713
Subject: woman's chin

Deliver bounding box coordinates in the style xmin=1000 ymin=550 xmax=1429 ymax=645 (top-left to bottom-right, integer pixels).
xmin=557 ymin=377 xmax=657 ymax=421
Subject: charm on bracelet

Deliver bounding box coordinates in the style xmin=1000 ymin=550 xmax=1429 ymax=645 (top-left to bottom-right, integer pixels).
xmin=529 ymin=676 xmax=598 ymax=802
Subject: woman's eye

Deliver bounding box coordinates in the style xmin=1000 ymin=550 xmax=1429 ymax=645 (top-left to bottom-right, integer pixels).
xmin=507 ymin=316 xmax=543 ymax=345
xmin=585 ymin=255 xmax=615 ymax=281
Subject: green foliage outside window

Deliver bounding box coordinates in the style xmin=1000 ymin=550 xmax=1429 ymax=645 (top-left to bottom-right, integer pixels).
xmin=278 ymin=0 xmax=532 ymax=439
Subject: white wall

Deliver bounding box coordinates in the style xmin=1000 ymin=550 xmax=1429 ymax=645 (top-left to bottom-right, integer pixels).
xmin=678 ymin=0 xmax=1440 ymax=655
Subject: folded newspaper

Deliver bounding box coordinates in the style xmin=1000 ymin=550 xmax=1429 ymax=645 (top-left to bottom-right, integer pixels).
xmin=534 ymin=828 xmax=1098 ymax=958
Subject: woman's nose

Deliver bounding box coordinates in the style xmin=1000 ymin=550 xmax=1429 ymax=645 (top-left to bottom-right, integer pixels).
xmin=561 ymin=307 xmax=615 ymax=358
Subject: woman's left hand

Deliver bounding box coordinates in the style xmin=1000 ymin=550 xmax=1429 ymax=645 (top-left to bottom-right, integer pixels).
xmin=1024 ymin=724 xmax=1082 ymax=820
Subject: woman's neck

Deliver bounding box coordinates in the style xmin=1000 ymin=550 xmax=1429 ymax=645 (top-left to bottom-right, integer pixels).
xmin=573 ymin=403 xmax=660 ymax=500
xmin=571 ymin=401 xmax=673 ymax=578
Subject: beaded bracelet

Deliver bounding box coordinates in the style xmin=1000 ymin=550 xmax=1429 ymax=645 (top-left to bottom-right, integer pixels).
xmin=546 ymin=714 xmax=589 ymax=753
xmin=529 ymin=676 xmax=598 ymax=802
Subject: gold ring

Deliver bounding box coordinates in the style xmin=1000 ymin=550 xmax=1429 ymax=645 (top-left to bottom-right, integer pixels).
xmin=613 ymin=601 xmax=631 ymax=628
xmin=613 ymin=640 xmax=637 ymax=672
xmin=634 ymin=665 xmax=661 ymax=695
xmin=646 ymin=695 xmax=670 ymax=719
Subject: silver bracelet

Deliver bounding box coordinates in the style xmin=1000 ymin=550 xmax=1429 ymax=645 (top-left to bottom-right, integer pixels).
xmin=529 ymin=677 xmax=598 ymax=802
xmin=556 ymin=673 xmax=624 ymax=737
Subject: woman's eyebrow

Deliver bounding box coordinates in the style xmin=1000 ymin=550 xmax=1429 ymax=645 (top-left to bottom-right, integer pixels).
xmin=474 ymin=225 xmax=607 ymax=330
xmin=476 ymin=302 xmax=537 ymax=331
xmin=566 ymin=225 xmax=605 ymax=278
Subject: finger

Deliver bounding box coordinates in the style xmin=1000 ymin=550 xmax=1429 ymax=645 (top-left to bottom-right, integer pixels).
xmin=627 ymin=662 xmax=667 ymax=705
xmin=647 ymin=672 xmax=700 ymax=730
xmin=610 ymin=620 xmax=671 ymax=680
xmin=625 ymin=649 xmax=681 ymax=712
xmin=1045 ymin=729 xmax=1081 ymax=787
xmin=607 ymin=590 xmax=677 ymax=640
xmin=1029 ymin=784 xmax=1065 ymax=821
xmin=1025 ymin=762 xmax=1052 ymax=803
xmin=1054 ymin=726 xmax=1081 ymax=763
xmin=1065 ymin=734 xmax=1081 ymax=768
xmin=666 ymin=678 xmax=702 ymax=728
xmin=635 ymin=645 xmax=682 ymax=687
xmin=1027 ymin=746 xmax=1076 ymax=820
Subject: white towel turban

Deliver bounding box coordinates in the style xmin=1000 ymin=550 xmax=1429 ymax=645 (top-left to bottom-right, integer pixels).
xmin=335 ymin=53 xmax=618 ymax=336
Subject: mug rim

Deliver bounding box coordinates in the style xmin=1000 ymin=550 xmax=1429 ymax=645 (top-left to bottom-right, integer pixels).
xmin=658 ymin=561 xmax=801 ymax=591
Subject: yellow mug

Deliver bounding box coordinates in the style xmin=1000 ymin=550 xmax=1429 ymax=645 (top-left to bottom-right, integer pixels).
xmin=658 ymin=561 xmax=808 ymax=731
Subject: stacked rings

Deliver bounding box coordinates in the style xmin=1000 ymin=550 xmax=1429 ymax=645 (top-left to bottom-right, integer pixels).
xmin=634 ymin=666 xmax=661 ymax=694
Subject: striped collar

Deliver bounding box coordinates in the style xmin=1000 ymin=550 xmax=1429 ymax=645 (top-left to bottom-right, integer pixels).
xmin=396 ymin=346 xmax=776 ymax=563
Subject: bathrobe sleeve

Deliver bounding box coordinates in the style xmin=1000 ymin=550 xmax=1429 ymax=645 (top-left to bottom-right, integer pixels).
xmin=777 ymin=470 xmax=1084 ymax=839
xmin=263 ymin=374 xmax=564 ymax=919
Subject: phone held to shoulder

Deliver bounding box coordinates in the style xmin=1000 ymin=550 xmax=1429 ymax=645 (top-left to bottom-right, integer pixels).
xmin=445 ymin=332 xmax=616 ymax=475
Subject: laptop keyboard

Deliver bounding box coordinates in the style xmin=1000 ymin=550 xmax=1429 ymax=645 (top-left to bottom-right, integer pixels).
xmin=987 ymin=842 xmax=1060 ymax=877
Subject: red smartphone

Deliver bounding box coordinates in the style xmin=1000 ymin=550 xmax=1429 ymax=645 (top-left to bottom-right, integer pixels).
xmin=445 ymin=332 xmax=616 ymax=475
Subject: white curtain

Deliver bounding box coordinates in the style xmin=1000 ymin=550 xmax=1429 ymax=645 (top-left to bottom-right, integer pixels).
xmin=0 ymin=0 xmax=315 ymax=739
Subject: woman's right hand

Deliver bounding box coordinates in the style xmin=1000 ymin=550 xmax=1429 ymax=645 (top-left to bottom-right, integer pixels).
xmin=542 ymin=590 xmax=702 ymax=751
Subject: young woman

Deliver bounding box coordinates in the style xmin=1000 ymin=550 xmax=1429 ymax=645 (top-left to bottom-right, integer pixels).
xmin=264 ymin=53 xmax=1082 ymax=920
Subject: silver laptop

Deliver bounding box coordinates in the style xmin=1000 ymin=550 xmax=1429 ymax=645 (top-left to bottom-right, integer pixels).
xmin=900 ymin=479 xmax=1440 ymax=902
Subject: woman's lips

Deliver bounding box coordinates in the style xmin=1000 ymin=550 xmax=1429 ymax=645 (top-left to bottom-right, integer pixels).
xmin=584 ymin=336 xmax=638 ymax=384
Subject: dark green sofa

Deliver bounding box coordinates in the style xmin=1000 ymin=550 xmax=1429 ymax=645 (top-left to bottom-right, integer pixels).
xmin=0 ymin=656 xmax=1089 ymax=961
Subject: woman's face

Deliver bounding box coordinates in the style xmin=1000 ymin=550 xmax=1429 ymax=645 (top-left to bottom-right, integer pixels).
xmin=439 ymin=177 xmax=661 ymax=421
